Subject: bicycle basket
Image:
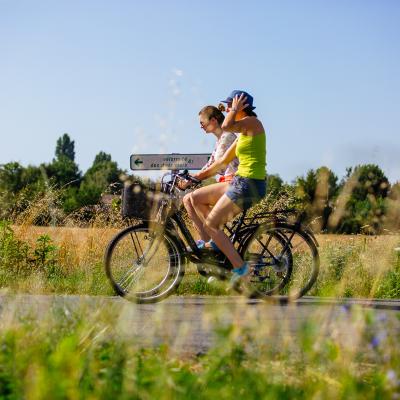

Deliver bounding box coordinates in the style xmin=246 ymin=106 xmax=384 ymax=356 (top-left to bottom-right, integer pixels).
xmin=121 ymin=181 xmax=167 ymax=220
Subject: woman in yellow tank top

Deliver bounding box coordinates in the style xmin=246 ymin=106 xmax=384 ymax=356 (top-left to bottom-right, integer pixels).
xmin=192 ymin=90 xmax=267 ymax=284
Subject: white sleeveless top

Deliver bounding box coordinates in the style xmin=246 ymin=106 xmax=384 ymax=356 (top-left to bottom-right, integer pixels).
xmin=201 ymin=132 xmax=239 ymax=179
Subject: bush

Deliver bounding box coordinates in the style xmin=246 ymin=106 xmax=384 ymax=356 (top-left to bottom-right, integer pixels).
xmin=0 ymin=221 xmax=30 ymax=275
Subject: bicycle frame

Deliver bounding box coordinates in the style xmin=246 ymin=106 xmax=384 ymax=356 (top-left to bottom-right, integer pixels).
xmin=150 ymin=172 xmax=318 ymax=268
xmin=161 ymin=209 xmax=248 ymax=265
xmin=166 ymin=208 xmax=299 ymax=268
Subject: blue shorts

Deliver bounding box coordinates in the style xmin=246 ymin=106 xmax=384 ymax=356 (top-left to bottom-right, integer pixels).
xmin=225 ymin=175 xmax=267 ymax=211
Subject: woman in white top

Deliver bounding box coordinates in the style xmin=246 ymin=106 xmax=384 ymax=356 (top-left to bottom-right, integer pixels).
xmin=182 ymin=105 xmax=238 ymax=248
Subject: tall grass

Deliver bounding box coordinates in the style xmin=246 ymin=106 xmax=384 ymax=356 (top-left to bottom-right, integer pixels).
xmin=2 ymin=220 xmax=399 ymax=298
xmin=1 ymin=180 xmax=400 ymax=399
xmin=311 ymin=235 xmax=400 ymax=299
xmin=0 ymin=299 xmax=399 ymax=399
xmin=1 ymin=220 xmax=400 ymax=298
xmin=1 ymin=184 xmax=400 ymax=299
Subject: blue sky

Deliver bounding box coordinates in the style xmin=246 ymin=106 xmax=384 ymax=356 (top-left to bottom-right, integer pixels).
xmin=1 ymin=0 xmax=399 ymax=183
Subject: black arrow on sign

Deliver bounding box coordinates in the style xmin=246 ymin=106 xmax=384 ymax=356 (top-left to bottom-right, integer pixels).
xmin=134 ymin=158 xmax=143 ymax=166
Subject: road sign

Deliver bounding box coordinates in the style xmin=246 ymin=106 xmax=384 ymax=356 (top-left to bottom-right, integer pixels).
xmin=130 ymin=154 xmax=211 ymax=171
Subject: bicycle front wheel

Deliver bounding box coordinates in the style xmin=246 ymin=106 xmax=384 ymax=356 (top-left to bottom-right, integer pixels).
xmin=104 ymin=223 xmax=185 ymax=303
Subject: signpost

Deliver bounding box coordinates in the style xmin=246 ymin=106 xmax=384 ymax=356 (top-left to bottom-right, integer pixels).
xmin=130 ymin=153 xmax=211 ymax=171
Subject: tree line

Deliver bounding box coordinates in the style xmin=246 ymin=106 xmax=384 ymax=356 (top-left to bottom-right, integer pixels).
xmin=0 ymin=134 xmax=125 ymax=219
xmin=1 ymin=133 xmax=399 ymax=234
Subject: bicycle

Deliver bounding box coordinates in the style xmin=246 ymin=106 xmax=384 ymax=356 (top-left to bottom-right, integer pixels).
xmin=104 ymin=170 xmax=320 ymax=303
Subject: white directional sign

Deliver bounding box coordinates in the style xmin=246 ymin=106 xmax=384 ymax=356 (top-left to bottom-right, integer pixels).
xmin=130 ymin=154 xmax=211 ymax=171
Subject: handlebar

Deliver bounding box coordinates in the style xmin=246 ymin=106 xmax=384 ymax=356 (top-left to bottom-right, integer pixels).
xmin=176 ymin=169 xmax=201 ymax=185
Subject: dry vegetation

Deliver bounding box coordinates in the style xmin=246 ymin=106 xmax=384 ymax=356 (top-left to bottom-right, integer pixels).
xmin=1 ymin=178 xmax=399 ymax=298
xmin=1 ymin=179 xmax=400 ymax=399
xmin=1 ymin=223 xmax=398 ymax=299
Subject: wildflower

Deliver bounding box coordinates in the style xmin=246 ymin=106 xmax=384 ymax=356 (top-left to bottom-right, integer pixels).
xmin=370 ymin=330 xmax=387 ymax=349
xmin=376 ymin=312 xmax=387 ymax=323
xmin=370 ymin=335 xmax=380 ymax=348
xmin=386 ymin=370 xmax=400 ymax=388
xmin=340 ymin=303 xmax=352 ymax=313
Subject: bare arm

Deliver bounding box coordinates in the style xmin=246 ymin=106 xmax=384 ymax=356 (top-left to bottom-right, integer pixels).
xmin=194 ymin=139 xmax=238 ymax=181
xmin=221 ymin=93 xmax=249 ymax=133
xmin=221 ymin=110 xmax=244 ymax=133
xmin=222 ymin=93 xmax=264 ymax=135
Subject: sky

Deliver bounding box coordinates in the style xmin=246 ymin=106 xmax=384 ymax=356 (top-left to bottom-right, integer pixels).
xmin=0 ymin=0 xmax=399 ymax=183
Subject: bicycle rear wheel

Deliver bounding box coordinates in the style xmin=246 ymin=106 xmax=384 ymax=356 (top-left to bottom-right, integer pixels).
xmin=104 ymin=223 xmax=185 ymax=303
xmin=241 ymin=226 xmax=293 ymax=297
xmin=242 ymin=222 xmax=319 ymax=300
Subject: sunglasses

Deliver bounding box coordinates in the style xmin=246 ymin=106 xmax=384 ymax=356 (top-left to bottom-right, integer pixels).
xmin=218 ymin=103 xmax=233 ymax=112
xmin=200 ymin=120 xmax=212 ymax=129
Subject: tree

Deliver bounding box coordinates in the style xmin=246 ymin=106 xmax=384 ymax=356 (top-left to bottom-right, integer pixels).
xmin=41 ymin=134 xmax=82 ymax=213
xmin=45 ymin=158 xmax=81 ymax=188
xmin=0 ymin=162 xmax=25 ymax=194
xmin=385 ymin=182 xmax=400 ymax=232
xmin=295 ymin=166 xmax=339 ymax=231
xmin=0 ymin=163 xmax=49 ymax=220
xmin=336 ymin=164 xmax=390 ymax=234
xmin=21 ymin=165 xmax=46 ymax=186
xmin=77 ymin=152 xmax=123 ymax=206
xmin=266 ymin=174 xmax=283 ymax=195
xmin=45 ymin=134 xmax=81 ymax=189
xmin=93 ymin=151 xmax=112 ymax=164
xmin=55 ymin=133 xmax=75 ymax=161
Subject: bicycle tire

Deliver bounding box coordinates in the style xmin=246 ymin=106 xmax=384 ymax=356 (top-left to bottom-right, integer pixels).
xmin=240 ymin=225 xmax=293 ymax=297
xmin=104 ymin=223 xmax=185 ymax=303
xmin=241 ymin=221 xmax=319 ymax=300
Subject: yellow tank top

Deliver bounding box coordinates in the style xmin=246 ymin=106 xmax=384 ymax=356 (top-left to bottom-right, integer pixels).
xmin=235 ymin=133 xmax=266 ymax=180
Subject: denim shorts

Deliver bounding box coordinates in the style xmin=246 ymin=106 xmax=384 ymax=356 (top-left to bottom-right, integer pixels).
xmin=225 ymin=175 xmax=267 ymax=211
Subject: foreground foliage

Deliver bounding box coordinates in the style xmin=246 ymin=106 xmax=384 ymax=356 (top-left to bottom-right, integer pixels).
xmin=0 ymin=299 xmax=399 ymax=399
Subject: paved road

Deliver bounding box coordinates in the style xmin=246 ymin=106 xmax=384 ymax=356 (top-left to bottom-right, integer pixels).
xmin=1 ymin=295 xmax=399 ymax=354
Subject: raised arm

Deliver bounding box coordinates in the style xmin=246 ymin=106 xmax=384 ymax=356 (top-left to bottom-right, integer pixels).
xmin=221 ymin=110 xmax=244 ymax=133
xmin=222 ymin=93 xmax=264 ymax=135
xmin=194 ymin=139 xmax=238 ymax=181
xmin=221 ymin=93 xmax=249 ymax=133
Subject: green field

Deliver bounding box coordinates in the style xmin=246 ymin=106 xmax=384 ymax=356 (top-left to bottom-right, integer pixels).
xmin=1 ymin=222 xmax=400 ymax=299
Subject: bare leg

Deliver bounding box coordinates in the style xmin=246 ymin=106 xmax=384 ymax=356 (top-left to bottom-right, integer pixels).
xmin=191 ymin=182 xmax=229 ymax=222
xmin=183 ymin=182 xmax=230 ymax=242
xmin=203 ymin=194 xmax=244 ymax=269
xmin=182 ymin=193 xmax=210 ymax=241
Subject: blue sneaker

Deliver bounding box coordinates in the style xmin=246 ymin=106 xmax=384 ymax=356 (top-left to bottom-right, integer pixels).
xmin=186 ymin=240 xmax=205 ymax=252
xmin=230 ymin=262 xmax=250 ymax=288
xmin=207 ymin=240 xmax=221 ymax=252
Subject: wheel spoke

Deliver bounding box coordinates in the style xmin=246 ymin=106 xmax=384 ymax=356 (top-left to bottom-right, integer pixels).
xmin=119 ymin=264 xmax=144 ymax=290
xmin=105 ymin=224 xmax=183 ymax=302
xmin=241 ymin=222 xmax=320 ymax=298
xmin=256 ymin=234 xmax=277 ymax=260
xmin=129 ymin=232 xmax=141 ymax=258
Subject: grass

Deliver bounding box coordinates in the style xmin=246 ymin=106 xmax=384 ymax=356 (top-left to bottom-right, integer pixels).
xmin=311 ymin=234 xmax=400 ymax=299
xmin=0 ymin=297 xmax=399 ymax=399
xmin=1 ymin=200 xmax=400 ymax=399
xmin=0 ymin=222 xmax=115 ymax=295
xmin=1 ymin=222 xmax=399 ymax=299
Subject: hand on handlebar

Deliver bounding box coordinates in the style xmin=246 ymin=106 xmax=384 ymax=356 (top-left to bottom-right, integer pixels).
xmin=176 ymin=170 xmax=201 ymax=190
xmin=177 ymin=179 xmax=191 ymax=190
